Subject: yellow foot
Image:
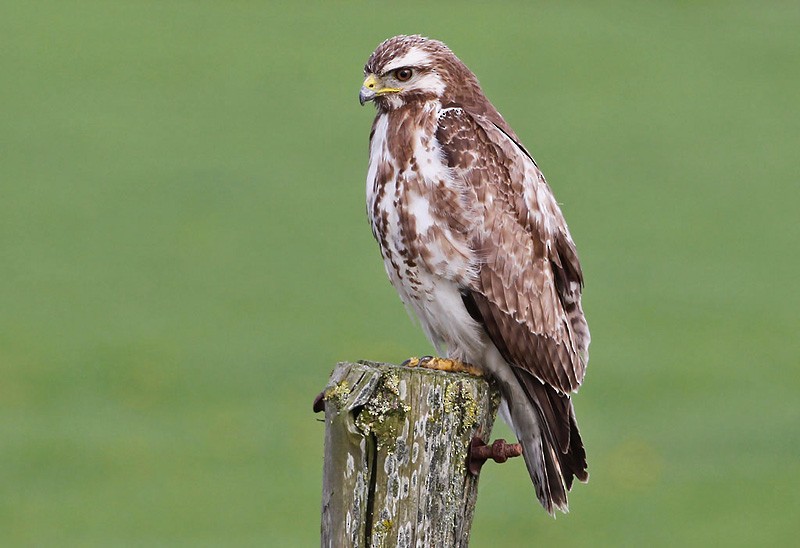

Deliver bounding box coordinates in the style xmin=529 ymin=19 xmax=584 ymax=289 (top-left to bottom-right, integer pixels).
xmin=401 ymin=356 xmax=483 ymax=377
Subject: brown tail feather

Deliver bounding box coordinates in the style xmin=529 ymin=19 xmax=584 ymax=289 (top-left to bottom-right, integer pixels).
xmin=513 ymin=368 xmax=588 ymax=511
xmin=462 ymin=290 xmax=588 ymax=511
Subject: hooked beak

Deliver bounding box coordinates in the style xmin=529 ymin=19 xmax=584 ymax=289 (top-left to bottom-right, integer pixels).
xmin=359 ymin=86 xmax=376 ymax=106
xmin=359 ymin=73 xmax=400 ymax=106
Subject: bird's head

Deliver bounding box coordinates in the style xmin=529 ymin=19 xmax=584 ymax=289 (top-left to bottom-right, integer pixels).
xmin=359 ymin=35 xmax=483 ymax=111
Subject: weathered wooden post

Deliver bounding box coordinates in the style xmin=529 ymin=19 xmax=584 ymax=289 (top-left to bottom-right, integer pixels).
xmin=317 ymin=360 xmax=506 ymax=547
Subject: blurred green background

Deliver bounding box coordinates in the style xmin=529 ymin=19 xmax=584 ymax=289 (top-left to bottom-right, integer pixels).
xmin=1 ymin=1 xmax=798 ymax=545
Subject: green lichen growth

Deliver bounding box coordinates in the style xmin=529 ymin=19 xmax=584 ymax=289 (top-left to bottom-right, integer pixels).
xmin=355 ymin=373 xmax=409 ymax=449
xmin=323 ymin=380 xmax=351 ymax=410
xmin=443 ymin=380 xmax=480 ymax=434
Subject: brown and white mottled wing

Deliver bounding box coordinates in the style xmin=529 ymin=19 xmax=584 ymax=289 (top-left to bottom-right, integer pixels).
xmin=437 ymin=106 xmax=590 ymax=510
xmin=436 ymin=107 xmax=589 ymax=394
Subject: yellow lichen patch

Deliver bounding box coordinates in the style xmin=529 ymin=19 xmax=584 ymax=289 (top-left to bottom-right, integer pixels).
xmin=443 ymin=380 xmax=480 ymax=434
xmin=324 ymin=380 xmax=351 ymax=410
xmin=355 ymin=373 xmax=409 ymax=449
xmin=371 ymin=517 xmax=393 ymax=547
xmin=489 ymin=380 xmax=502 ymax=409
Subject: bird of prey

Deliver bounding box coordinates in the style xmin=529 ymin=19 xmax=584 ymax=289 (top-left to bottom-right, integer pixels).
xmin=359 ymin=35 xmax=590 ymax=514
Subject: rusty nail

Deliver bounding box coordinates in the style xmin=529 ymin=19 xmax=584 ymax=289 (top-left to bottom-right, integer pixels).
xmin=468 ymin=437 xmax=523 ymax=475
xmin=312 ymin=391 xmax=325 ymax=413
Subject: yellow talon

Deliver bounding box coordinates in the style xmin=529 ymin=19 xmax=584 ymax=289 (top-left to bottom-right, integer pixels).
xmin=401 ymin=356 xmax=483 ymax=377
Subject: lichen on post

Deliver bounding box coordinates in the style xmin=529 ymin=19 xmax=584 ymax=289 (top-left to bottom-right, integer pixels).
xmin=320 ymin=360 xmax=501 ymax=547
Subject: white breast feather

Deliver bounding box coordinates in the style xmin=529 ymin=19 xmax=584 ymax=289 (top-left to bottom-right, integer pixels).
xmin=366 ymin=108 xmax=483 ymax=359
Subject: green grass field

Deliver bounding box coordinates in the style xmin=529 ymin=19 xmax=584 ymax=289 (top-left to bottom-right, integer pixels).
xmin=2 ymin=1 xmax=798 ymax=545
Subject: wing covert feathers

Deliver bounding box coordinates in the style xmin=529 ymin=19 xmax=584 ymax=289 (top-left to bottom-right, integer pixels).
xmin=437 ymin=106 xmax=589 ymax=394
xmin=438 ymin=105 xmax=590 ymax=512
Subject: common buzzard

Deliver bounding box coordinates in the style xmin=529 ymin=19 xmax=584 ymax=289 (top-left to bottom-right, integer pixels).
xmin=360 ymin=35 xmax=590 ymax=514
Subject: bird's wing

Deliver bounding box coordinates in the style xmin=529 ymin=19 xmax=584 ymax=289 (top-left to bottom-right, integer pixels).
xmin=436 ymin=107 xmax=590 ymax=394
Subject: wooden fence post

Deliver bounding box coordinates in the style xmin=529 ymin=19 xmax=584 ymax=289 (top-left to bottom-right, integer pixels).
xmin=319 ymin=360 xmax=501 ymax=547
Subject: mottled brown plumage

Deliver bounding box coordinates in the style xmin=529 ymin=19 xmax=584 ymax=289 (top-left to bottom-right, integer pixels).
xmin=360 ymin=35 xmax=590 ymax=514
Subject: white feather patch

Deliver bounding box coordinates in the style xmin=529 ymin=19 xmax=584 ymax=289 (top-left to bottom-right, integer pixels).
xmin=366 ymin=113 xmax=389 ymax=195
xmin=383 ymin=47 xmax=432 ymax=72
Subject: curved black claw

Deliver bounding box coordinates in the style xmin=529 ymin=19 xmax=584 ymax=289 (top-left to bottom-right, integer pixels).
xmin=401 ymin=355 xmax=434 ymax=367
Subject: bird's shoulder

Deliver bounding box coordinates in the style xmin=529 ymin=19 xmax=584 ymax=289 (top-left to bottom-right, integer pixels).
xmin=434 ymin=104 xmax=551 ymax=233
xmin=435 ymin=104 xmax=536 ymax=183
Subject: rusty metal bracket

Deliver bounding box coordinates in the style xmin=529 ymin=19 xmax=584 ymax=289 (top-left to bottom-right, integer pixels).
xmin=468 ymin=437 xmax=523 ymax=475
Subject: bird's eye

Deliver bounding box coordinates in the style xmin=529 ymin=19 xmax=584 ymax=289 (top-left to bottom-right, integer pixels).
xmin=394 ymin=68 xmax=413 ymax=82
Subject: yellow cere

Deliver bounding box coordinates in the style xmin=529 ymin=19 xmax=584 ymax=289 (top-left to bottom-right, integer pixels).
xmin=362 ymin=74 xmax=401 ymax=95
